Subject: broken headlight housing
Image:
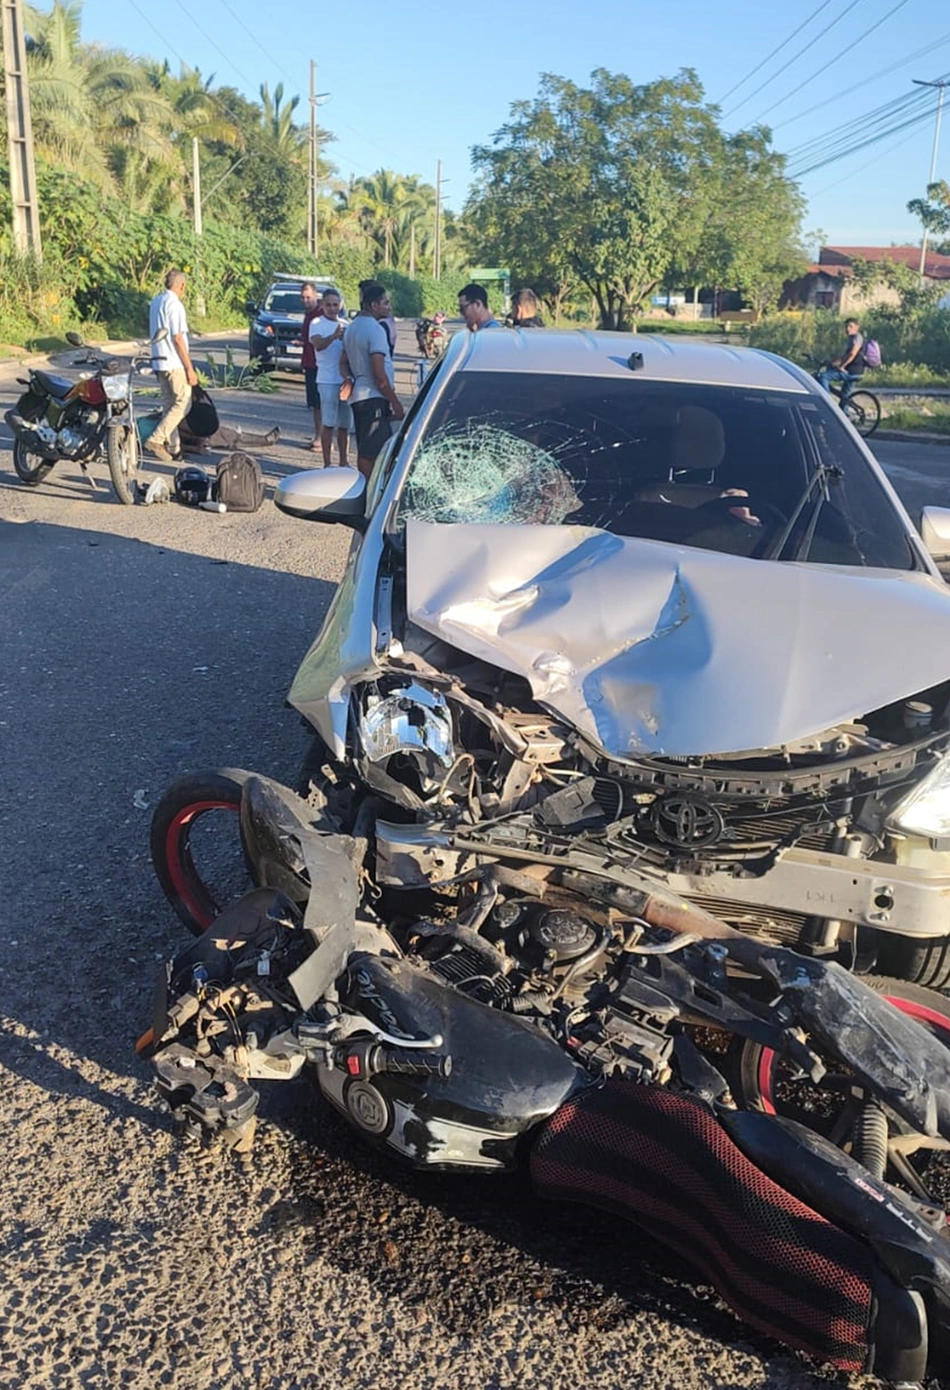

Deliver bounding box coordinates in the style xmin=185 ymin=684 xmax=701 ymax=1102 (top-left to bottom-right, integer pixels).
xmin=888 ymin=753 xmax=950 ymax=841
xmin=358 ymin=682 xmax=455 ymax=773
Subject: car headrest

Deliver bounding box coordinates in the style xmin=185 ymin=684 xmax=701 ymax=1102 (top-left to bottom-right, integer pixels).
xmin=672 ymin=406 xmax=726 ymax=474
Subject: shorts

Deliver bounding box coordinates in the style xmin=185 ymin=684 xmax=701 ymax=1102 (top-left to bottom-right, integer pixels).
xmin=352 ymin=398 xmax=393 ymax=462
xmin=318 ymin=384 xmax=354 ymax=431
xmin=304 ymin=368 xmax=319 ymax=409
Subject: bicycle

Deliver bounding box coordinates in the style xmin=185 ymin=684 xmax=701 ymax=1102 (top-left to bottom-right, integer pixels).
xmin=812 ymin=360 xmax=881 ymax=439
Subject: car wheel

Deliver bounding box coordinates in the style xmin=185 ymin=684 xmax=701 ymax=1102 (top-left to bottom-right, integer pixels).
xmin=876 ymin=932 xmax=950 ymax=990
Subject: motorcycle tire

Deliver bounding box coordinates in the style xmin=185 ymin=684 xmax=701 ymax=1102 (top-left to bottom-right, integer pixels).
xmin=150 ymin=768 xmax=255 ymax=935
xmin=733 ymin=975 xmax=950 ymax=1200
xmin=12 ymin=436 xmax=54 ymax=486
xmin=107 ymin=422 xmax=140 ymax=506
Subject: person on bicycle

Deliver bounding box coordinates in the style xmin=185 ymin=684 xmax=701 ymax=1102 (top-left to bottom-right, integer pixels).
xmin=818 ymin=318 xmax=866 ymax=405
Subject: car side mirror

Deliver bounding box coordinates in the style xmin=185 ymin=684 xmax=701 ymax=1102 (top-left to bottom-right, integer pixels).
xmin=921 ymin=506 xmax=950 ymax=560
xmin=274 ymin=468 xmax=367 ymax=531
xmin=245 ymin=301 xmax=257 ymax=315
xmin=66 ymin=331 xmax=84 ymax=347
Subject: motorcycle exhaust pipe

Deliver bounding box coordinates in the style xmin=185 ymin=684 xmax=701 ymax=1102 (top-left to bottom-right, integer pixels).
xmin=4 ymin=409 xmax=59 ymax=460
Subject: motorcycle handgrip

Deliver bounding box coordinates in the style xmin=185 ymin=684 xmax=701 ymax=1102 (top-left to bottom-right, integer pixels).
xmin=376 ymin=1049 xmax=453 ymax=1079
xmin=341 ymin=1040 xmax=453 ymax=1079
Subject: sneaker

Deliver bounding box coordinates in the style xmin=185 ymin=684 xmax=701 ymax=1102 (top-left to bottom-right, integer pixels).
xmin=145 ymin=439 xmax=174 ymax=463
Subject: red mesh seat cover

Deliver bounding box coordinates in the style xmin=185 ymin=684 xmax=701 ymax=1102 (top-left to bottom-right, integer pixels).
xmin=530 ymin=1080 xmax=876 ymax=1370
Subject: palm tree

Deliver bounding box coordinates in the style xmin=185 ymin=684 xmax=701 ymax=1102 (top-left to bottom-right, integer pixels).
xmin=146 ymin=62 xmax=243 ymax=218
xmin=25 ymin=1 xmax=176 ymax=194
xmin=349 ymin=170 xmax=437 ymax=270
xmin=258 ymin=82 xmax=305 ymax=160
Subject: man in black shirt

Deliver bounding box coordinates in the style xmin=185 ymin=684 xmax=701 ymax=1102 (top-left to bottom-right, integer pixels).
xmin=818 ymin=318 xmax=865 ymax=404
xmin=507 ymin=287 xmax=545 ymax=328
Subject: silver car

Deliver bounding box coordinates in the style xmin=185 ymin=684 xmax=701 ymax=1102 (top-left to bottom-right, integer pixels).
xmin=276 ymin=328 xmax=950 ymax=986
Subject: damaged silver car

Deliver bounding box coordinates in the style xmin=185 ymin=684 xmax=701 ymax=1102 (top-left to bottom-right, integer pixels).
xmin=233 ymin=332 xmax=950 ymax=982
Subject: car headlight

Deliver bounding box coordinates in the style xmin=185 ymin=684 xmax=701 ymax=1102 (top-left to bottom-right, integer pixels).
xmin=253 ymin=320 xmax=274 ymax=337
xmin=887 ymin=753 xmax=950 ymax=839
xmin=359 ymin=683 xmax=454 ymax=771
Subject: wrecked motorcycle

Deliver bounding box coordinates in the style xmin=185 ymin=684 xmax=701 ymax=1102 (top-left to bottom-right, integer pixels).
xmin=5 ymin=328 xmax=166 ymax=504
xmin=143 ymin=771 xmax=950 ymax=1381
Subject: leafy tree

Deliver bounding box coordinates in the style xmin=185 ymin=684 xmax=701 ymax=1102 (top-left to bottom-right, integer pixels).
xmin=908 ymin=180 xmax=950 ymax=252
xmin=672 ymin=129 xmax=806 ymax=316
xmin=467 ymin=69 xmax=803 ymax=327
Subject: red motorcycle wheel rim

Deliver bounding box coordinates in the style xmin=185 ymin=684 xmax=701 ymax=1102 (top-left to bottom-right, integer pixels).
xmin=164 ymin=797 xmax=240 ymax=929
xmin=756 ymin=992 xmax=950 ymax=1113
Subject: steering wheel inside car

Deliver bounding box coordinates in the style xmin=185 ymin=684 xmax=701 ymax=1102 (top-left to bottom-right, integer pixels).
xmin=685 ymin=492 xmax=790 ymax=558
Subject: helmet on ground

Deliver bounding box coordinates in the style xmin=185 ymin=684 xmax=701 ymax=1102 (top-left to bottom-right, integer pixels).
xmin=174 ymin=465 xmax=212 ymax=505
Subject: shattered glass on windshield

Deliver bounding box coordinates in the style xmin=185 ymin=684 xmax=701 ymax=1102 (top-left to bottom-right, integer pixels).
xmin=401 ymin=419 xmax=582 ymax=526
xmin=392 ymin=373 xmax=919 ymax=569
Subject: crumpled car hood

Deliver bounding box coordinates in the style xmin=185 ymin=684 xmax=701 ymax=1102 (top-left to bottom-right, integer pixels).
xmin=405 ymin=520 xmax=950 ymax=759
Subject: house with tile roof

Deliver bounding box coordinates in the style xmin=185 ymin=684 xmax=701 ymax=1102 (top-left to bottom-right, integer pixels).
xmin=782 ymin=245 xmax=950 ymax=313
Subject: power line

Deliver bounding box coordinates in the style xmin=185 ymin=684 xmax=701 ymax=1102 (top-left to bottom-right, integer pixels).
xmin=783 ymin=69 xmax=949 ymax=175
xmin=724 ymin=0 xmax=863 ymax=117
xmin=772 ymin=29 xmax=950 ymax=131
xmin=788 ymin=93 xmax=941 ymax=177
xmin=716 ymin=1 xmax=834 ymax=105
xmin=167 ymin=0 xmax=256 ymax=89
xmin=215 ymin=0 xmax=290 ymax=83
xmin=807 ymin=120 xmax=933 ymax=195
xmin=752 ymin=0 xmax=913 ymax=122
xmin=785 ymin=83 xmax=930 ymax=161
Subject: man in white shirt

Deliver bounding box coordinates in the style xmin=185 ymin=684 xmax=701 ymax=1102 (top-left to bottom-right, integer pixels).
xmin=310 ymin=289 xmax=353 ymax=467
xmin=146 ymin=269 xmax=198 ymax=463
xmin=338 ymin=280 xmax=404 ymax=477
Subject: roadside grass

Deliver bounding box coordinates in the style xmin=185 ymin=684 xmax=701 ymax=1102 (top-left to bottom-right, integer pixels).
xmin=873 ymin=363 xmax=950 ymax=389
xmin=882 ymin=400 xmax=950 ymax=434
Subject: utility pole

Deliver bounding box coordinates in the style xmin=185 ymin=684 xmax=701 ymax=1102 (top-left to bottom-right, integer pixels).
xmin=913 ymin=77 xmax=948 ymax=282
xmin=192 ymin=136 xmax=203 ymax=237
xmin=191 ymin=136 xmax=207 ymax=316
xmin=2 ymin=0 xmax=42 ymax=258
xmin=308 ymin=59 xmax=318 ymax=261
xmin=433 ymin=158 xmax=443 ymax=281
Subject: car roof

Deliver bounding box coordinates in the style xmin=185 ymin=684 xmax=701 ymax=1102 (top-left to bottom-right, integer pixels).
xmin=454 ymin=327 xmax=809 ymax=392
xmin=266 ymin=277 xmax=341 ymax=292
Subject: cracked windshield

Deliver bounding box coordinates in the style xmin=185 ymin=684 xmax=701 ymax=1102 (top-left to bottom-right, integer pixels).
xmin=400 ymin=374 xmax=918 ymax=568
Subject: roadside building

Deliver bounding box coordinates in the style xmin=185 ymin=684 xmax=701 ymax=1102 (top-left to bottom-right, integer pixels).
xmin=782 ymin=245 xmax=950 ymax=314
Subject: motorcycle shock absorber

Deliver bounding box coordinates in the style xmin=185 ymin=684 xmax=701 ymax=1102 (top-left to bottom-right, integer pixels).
xmin=852 ymin=1101 xmax=889 ymax=1180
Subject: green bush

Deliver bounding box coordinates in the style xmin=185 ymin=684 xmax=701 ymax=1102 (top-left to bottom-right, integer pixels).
xmin=748 ymin=308 xmax=950 ymax=375
xmin=0 ymin=158 xmax=480 ymax=344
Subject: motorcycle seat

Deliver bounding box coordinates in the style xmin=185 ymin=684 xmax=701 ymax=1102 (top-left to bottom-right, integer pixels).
xmin=34 ymin=370 xmax=75 ymax=398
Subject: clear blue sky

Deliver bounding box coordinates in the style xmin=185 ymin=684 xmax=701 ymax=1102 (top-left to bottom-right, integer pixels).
xmin=77 ymin=0 xmax=950 ymax=254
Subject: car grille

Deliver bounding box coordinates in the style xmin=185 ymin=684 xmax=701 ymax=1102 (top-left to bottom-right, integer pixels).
xmin=681 ymin=893 xmax=806 ymax=946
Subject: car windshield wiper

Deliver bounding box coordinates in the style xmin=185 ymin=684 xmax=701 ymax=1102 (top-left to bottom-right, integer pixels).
xmin=763 ymin=462 xmax=843 ymax=562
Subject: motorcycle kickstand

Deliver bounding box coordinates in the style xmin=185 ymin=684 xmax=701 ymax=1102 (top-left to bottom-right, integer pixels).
xmin=78 ymin=459 xmax=99 ymax=489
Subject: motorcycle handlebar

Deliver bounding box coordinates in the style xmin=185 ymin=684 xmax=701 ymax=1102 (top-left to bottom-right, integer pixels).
xmin=338 ymin=1040 xmax=453 ymax=1080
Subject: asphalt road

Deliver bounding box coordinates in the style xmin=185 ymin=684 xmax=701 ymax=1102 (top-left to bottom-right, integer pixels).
xmin=1 ymin=331 xmax=949 ymax=1390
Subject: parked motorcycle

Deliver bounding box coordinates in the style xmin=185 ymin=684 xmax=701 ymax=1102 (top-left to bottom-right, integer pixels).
xmin=144 ymin=770 xmax=950 ymax=1381
xmin=414 ymin=314 xmax=447 ymax=359
xmin=5 ymin=328 xmax=166 ymax=504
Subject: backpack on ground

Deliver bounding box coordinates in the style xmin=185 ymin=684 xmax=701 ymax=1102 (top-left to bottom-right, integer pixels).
xmin=863 ymin=338 xmax=882 ymax=369
xmin=216 ymin=451 xmax=265 ymax=512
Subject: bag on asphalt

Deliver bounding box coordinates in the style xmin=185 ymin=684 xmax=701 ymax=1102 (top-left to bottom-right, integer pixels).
xmin=863 ymin=338 xmax=882 ymax=369
xmin=183 ymin=384 xmax=220 ymax=439
xmin=216 ymin=451 xmax=265 ymax=512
